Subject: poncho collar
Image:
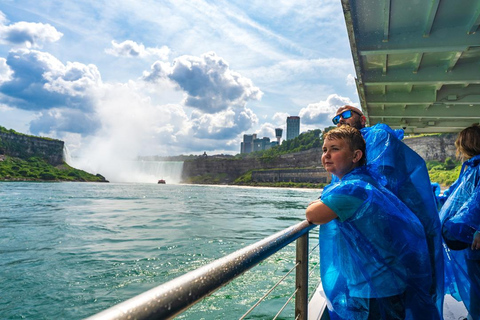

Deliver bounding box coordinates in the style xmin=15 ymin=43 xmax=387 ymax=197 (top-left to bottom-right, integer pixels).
xmin=458 ymin=153 xmax=480 ymax=178
xmin=465 ymin=153 xmax=480 ymax=168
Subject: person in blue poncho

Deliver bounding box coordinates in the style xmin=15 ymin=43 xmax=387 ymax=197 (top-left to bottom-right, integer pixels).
xmin=439 ymin=123 xmax=480 ymax=320
xmin=332 ymin=106 xmax=444 ymax=315
xmin=306 ymin=125 xmax=438 ymax=319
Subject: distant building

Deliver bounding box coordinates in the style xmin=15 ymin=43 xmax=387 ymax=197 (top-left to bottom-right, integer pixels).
xmin=253 ymin=137 xmax=270 ymax=152
xmin=275 ymin=128 xmax=283 ymax=144
xmin=241 ymin=134 xmax=280 ymax=154
xmin=240 ymin=134 xmax=257 ymax=154
xmin=286 ymin=116 xmax=300 ymax=140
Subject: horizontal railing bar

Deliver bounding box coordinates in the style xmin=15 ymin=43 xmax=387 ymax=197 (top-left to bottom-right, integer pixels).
xmin=85 ymin=220 xmax=316 ymax=320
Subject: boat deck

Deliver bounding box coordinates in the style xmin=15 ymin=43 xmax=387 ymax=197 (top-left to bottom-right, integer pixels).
xmin=444 ymin=295 xmax=468 ymax=320
xmin=309 ymin=285 xmax=468 ymax=319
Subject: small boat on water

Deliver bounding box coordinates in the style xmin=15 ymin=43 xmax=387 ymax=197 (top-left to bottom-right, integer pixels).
xmin=157 ymin=179 xmax=166 ymax=184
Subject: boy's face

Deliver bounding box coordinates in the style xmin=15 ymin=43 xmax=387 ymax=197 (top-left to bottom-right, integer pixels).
xmin=322 ymin=137 xmax=360 ymax=179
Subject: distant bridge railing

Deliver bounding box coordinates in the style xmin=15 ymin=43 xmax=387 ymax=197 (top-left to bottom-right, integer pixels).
xmin=85 ymin=220 xmax=327 ymax=320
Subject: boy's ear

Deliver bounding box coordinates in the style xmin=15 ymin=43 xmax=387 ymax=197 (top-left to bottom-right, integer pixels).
xmin=352 ymin=150 xmax=363 ymax=163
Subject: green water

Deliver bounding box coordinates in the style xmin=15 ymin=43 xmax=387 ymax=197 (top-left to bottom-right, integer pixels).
xmin=0 ymin=182 xmax=320 ymax=319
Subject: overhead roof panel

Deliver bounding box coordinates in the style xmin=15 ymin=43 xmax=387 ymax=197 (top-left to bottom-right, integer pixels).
xmin=342 ymin=0 xmax=480 ymax=133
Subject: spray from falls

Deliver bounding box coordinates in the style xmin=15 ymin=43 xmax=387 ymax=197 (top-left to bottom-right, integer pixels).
xmin=128 ymin=160 xmax=184 ymax=184
xmin=63 ymin=145 xmax=72 ymax=165
xmin=69 ymin=155 xmax=184 ymax=184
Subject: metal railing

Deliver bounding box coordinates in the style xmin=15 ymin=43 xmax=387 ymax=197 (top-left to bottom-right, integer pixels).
xmin=85 ymin=220 xmax=321 ymax=320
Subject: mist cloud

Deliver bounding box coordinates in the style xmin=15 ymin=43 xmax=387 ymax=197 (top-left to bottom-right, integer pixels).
xmin=30 ymin=108 xmax=101 ymax=135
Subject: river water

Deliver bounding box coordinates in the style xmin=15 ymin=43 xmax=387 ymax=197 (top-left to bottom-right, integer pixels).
xmin=0 ymin=182 xmax=321 ymax=319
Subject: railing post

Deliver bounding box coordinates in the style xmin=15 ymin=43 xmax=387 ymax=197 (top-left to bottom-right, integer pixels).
xmin=295 ymin=232 xmax=309 ymax=320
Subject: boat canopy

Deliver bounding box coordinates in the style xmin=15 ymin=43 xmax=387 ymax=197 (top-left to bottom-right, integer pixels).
xmin=342 ymin=0 xmax=480 ymax=134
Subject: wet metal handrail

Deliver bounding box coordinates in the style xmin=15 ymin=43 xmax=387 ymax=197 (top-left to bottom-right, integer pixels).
xmin=85 ymin=220 xmax=317 ymax=320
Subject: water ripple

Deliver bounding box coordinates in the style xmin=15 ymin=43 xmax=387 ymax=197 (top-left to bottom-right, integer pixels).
xmin=1 ymin=182 xmax=319 ymax=320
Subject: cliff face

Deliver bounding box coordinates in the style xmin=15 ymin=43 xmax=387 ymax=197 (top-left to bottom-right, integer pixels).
xmin=403 ymin=134 xmax=457 ymax=162
xmin=182 ymin=148 xmax=323 ymax=183
xmin=182 ymin=134 xmax=458 ymax=184
xmin=0 ymin=132 xmax=64 ymax=165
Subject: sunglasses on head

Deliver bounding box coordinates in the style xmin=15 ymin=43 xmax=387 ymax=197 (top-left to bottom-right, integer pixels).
xmin=332 ymin=109 xmax=362 ymax=125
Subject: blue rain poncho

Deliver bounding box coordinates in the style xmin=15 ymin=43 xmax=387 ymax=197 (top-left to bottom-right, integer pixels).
xmin=330 ymin=124 xmax=444 ymax=314
xmin=320 ymin=166 xmax=439 ymax=319
xmin=362 ymin=124 xmax=444 ymax=312
xmin=440 ymin=154 xmax=480 ymax=317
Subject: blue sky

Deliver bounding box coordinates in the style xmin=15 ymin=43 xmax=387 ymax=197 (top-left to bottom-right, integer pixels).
xmin=0 ymin=0 xmax=359 ymax=174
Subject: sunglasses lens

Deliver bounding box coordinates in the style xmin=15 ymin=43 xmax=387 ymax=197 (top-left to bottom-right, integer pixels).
xmin=332 ymin=110 xmax=354 ymax=124
xmin=342 ymin=110 xmax=352 ymax=119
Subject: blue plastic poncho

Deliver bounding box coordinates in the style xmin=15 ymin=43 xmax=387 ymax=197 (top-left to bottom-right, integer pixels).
xmin=320 ymin=166 xmax=439 ymax=319
xmin=330 ymin=124 xmax=444 ymax=313
xmin=440 ymin=154 xmax=480 ymax=318
xmin=361 ymin=124 xmax=444 ymax=314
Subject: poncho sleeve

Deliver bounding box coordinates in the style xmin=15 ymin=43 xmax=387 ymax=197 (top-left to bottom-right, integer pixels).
xmin=321 ymin=192 xmax=364 ymax=222
xmin=443 ymin=185 xmax=480 ymax=244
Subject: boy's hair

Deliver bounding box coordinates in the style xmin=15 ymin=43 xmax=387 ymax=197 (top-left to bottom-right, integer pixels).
xmin=455 ymin=123 xmax=480 ymax=161
xmin=324 ymin=125 xmax=366 ymax=166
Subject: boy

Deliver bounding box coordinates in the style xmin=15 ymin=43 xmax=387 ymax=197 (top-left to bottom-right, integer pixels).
xmin=306 ymin=126 xmax=439 ymax=319
xmin=333 ymin=106 xmax=444 ymax=314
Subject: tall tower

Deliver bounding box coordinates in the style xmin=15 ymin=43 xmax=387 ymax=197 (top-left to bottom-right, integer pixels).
xmin=241 ymin=134 xmax=257 ymax=154
xmin=286 ymin=116 xmax=300 ymax=140
xmin=275 ymin=128 xmax=283 ymax=144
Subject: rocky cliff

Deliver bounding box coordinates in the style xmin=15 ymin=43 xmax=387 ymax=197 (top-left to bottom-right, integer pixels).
xmin=403 ymin=134 xmax=456 ymax=162
xmin=182 ymin=134 xmax=458 ymax=184
xmin=0 ymin=131 xmax=64 ymax=165
xmin=182 ymin=148 xmax=324 ymax=184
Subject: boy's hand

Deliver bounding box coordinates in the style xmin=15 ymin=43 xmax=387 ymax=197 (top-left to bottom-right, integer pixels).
xmin=472 ymin=231 xmax=480 ymax=250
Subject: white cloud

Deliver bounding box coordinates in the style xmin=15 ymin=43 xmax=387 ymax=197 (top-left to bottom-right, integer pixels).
xmin=346 ymin=73 xmax=356 ymax=86
xmin=30 ymin=108 xmax=101 ymax=135
xmin=43 ymin=61 xmax=102 ymax=97
xmin=0 ymin=49 xmax=100 ymax=130
xmin=191 ymin=106 xmax=258 ymax=139
xmin=0 ymin=57 xmax=13 ymax=83
xmin=141 ymin=60 xmax=172 ymax=82
xmin=255 ymin=122 xmax=277 ymax=140
xmin=272 ymin=112 xmax=290 ymax=129
xmin=0 ymin=11 xmax=8 ymax=27
xmin=142 ymin=51 xmax=263 ymax=113
xmin=299 ymin=94 xmax=356 ymax=126
xmin=0 ymin=16 xmax=63 ymax=48
xmin=105 ymin=40 xmax=170 ymax=60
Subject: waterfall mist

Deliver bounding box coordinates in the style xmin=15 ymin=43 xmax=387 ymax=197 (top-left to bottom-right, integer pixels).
xmin=74 ymin=159 xmax=183 ymax=183
xmin=66 ymin=145 xmax=184 ymax=183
